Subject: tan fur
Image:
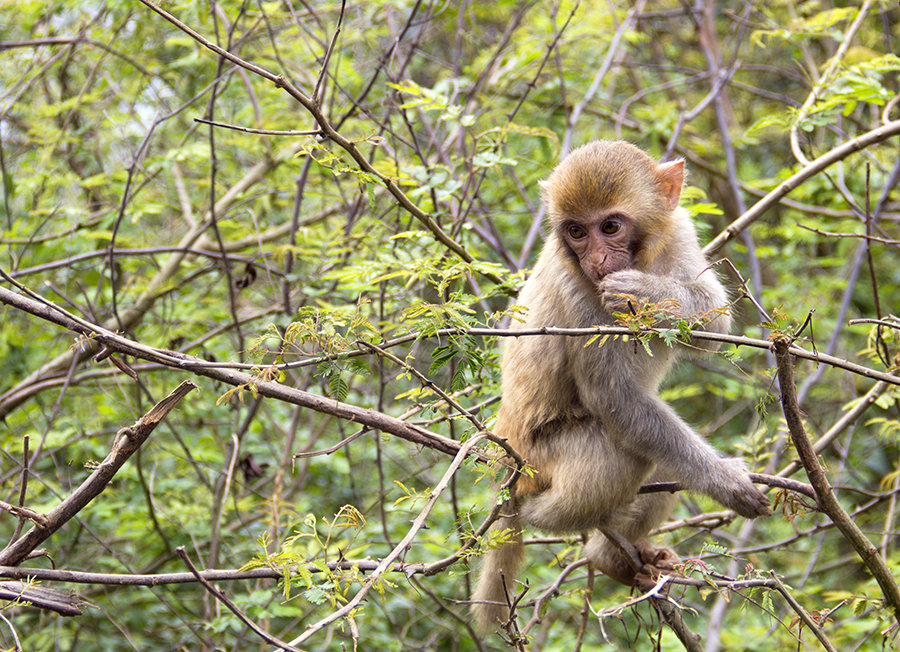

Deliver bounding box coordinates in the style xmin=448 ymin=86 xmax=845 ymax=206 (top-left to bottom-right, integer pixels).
xmin=471 ymin=141 xmax=770 ymax=632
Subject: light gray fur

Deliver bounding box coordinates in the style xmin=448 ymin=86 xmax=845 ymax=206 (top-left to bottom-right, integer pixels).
xmin=471 ymin=206 xmax=768 ymax=633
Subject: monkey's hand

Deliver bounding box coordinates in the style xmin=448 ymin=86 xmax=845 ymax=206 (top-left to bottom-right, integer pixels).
xmin=707 ymin=457 xmax=771 ymax=519
xmin=598 ymin=270 xmax=649 ymax=309
xmin=598 ymin=269 xmax=681 ymax=315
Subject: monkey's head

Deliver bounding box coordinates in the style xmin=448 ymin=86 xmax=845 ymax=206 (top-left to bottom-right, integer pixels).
xmin=540 ymin=140 xmax=684 ymax=282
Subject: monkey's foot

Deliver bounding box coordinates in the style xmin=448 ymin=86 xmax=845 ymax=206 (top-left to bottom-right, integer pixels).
xmin=587 ymin=534 xmax=682 ymax=587
xmin=633 ymin=539 xmax=681 ymax=590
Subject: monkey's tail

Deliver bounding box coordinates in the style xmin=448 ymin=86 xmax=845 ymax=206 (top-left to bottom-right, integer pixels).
xmin=470 ymin=508 xmax=524 ymax=633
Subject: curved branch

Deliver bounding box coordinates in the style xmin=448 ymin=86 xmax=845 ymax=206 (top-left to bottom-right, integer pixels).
xmin=704 ymin=119 xmax=900 ymax=256
xmin=788 ymin=1 xmax=874 ymax=166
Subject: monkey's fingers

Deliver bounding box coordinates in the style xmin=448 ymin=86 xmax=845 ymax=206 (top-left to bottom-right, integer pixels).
xmin=711 ymin=458 xmax=773 ymax=518
xmin=727 ymin=484 xmax=772 ymax=519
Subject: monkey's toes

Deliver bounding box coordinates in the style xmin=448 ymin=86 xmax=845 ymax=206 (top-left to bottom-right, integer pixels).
xmin=635 ymin=539 xmax=680 ymax=569
xmin=635 ymin=553 xmax=682 ymax=590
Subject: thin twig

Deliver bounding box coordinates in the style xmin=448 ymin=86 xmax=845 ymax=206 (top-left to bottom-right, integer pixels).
xmin=193 ymin=117 xmax=319 ymax=135
xmin=285 ymin=433 xmax=486 ymax=646
xmin=520 ymin=558 xmax=589 ymax=635
xmin=176 ymin=548 xmax=303 ymax=652
xmin=357 ymin=340 xmax=486 ymax=432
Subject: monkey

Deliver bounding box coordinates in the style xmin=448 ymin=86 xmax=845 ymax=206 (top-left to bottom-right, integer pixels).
xmin=471 ymin=140 xmax=770 ymax=632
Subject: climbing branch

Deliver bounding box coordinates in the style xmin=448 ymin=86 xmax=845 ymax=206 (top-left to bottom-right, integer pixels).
xmin=773 ymin=338 xmax=900 ymax=625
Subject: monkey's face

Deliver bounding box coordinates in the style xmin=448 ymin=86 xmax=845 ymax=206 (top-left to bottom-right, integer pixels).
xmin=559 ymin=213 xmax=636 ymax=282
xmin=540 ymin=140 xmax=685 ymax=273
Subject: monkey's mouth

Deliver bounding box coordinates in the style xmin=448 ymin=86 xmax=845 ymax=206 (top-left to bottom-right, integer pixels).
xmin=591 ymin=268 xmax=612 ymax=282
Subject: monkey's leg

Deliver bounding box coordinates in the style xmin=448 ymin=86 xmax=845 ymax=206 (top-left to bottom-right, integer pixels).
xmin=518 ymin=419 xmax=653 ymax=533
xmin=584 ymin=471 xmax=679 ymax=586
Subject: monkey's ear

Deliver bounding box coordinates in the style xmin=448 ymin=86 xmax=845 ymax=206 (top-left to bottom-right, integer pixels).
xmin=655 ymin=159 xmax=685 ymax=211
xmin=538 ymin=178 xmax=550 ymax=198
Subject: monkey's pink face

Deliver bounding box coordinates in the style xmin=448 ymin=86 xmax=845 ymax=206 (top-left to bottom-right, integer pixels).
xmin=560 ymin=213 xmax=636 ymax=282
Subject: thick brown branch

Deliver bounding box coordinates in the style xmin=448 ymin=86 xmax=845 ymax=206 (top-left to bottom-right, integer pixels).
xmin=773 ymin=338 xmax=900 ymax=624
xmin=0 ymin=285 xmax=475 ymax=461
xmin=0 ymin=581 xmax=83 ymax=617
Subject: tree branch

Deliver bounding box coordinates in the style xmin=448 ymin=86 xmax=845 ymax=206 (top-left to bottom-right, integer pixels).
xmin=0 ymin=381 xmax=196 ymax=566
xmin=704 ymin=119 xmax=900 ymax=256
xmin=773 ymin=338 xmax=900 ymax=625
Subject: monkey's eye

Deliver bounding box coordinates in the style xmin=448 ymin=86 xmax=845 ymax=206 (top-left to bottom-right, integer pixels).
xmin=566 ymin=224 xmax=587 ymax=240
xmin=601 ymin=219 xmax=621 ymax=235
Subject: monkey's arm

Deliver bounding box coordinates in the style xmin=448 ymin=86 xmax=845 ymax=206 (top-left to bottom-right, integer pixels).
xmin=586 ymin=376 xmax=770 ymax=518
xmin=599 ymin=268 xmax=730 ymax=330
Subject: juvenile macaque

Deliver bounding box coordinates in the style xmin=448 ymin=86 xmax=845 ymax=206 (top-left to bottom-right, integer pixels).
xmin=472 ymin=141 xmax=769 ymax=631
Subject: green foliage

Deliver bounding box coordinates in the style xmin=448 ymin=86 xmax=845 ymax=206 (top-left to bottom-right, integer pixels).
xmin=0 ymin=1 xmax=899 ymax=651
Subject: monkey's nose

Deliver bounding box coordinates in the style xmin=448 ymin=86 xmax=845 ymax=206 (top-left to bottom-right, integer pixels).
xmin=594 ymin=255 xmax=608 ymax=280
